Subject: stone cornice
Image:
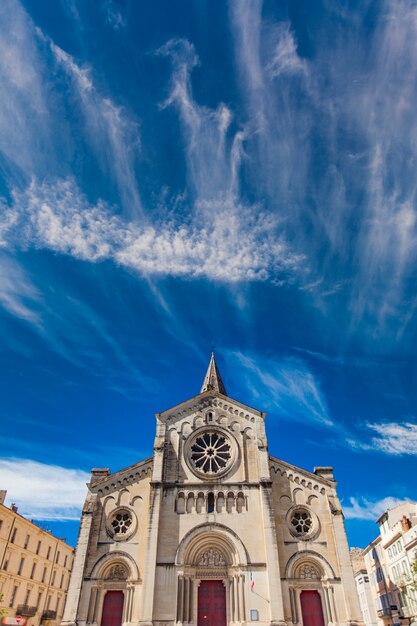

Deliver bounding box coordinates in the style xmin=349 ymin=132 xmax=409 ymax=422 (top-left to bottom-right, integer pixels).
xmin=90 ymin=457 xmax=153 ymax=495
xmin=269 ymin=456 xmax=334 ymax=494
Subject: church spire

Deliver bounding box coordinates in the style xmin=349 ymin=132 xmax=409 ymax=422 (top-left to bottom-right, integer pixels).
xmin=200 ymin=353 xmax=227 ymax=396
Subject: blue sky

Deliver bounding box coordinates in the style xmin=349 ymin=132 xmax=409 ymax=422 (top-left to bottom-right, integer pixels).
xmin=1 ymin=0 xmax=417 ymax=548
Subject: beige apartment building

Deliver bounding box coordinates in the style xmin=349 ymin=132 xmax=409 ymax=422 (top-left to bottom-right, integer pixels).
xmin=62 ymin=354 xmax=362 ymax=626
xmin=363 ymin=502 xmax=417 ymax=626
xmin=0 ymin=491 xmax=74 ymax=626
xmin=350 ymin=548 xmax=378 ymax=626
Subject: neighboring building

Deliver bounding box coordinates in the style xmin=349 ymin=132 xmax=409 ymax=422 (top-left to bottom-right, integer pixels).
xmin=350 ymin=548 xmax=378 ymax=626
xmin=62 ymin=354 xmax=363 ymax=626
xmin=0 ymin=491 xmax=74 ymax=626
xmin=363 ymin=502 xmax=417 ymax=626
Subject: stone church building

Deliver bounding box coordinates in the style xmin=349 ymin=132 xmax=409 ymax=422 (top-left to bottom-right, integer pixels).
xmin=62 ymin=355 xmax=362 ymax=626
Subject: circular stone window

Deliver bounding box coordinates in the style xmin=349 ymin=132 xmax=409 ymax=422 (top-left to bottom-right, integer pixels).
xmin=185 ymin=428 xmax=238 ymax=479
xmin=287 ymin=506 xmax=319 ymax=540
xmin=106 ymin=507 xmax=137 ymax=541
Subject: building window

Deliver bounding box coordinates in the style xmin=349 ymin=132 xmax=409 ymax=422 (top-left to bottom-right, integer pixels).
xmin=190 ymin=431 xmax=232 ymax=475
xmin=375 ymin=567 xmax=384 ymax=583
xmin=63 ymin=555 xmax=67 ymax=567
xmin=42 ymin=566 xmax=48 ymax=583
xmin=51 ymin=570 xmax=56 ymax=586
xmin=106 ymin=507 xmax=137 ymax=541
xmin=290 ymin=510 xmax=313 ymax=535
xmin=60 ymin=573 xmax=64 ymax=588
xmin=37 ymin=591 xmax=42 ymax=608
xmin=9 ymin=586 xmax=18 ymax=607
xmin=56 ymin=551 xmax=60 ymax=564
xmin=24 ymin=534 xmax=30 ymax=549
xmin=24 ymin=589 xmax=31 ymax=605
xmin=36 ymin=540 xmax=41 ymax=555
xmin=46 ymin=546 xmax=51 ymax=560
xmin=207 ymin=493 xmax=215 ymax=513
xmin=18 ymin=558 xmax=25 ymax=576
xmin=0 ymin=520 xmax=3 ymax=532
xmin=30 ymin=563 xmax=36 ymax=579
xmin=11 ymin=528 xmax=17 ymax=543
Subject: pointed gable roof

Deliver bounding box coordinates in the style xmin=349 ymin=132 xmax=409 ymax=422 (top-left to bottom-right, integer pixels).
xmin=200 ymin=352 xmax=227 ymax=395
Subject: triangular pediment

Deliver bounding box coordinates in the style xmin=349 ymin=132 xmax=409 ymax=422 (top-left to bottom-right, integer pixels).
xmin=156 ymin=390 xmax=264 ymax=426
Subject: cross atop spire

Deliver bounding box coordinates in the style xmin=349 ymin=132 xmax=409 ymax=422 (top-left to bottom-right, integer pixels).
xmin=200 ymin=353 xmax=227 ymax=396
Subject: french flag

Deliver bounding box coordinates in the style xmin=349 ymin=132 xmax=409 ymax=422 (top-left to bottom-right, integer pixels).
xmin=250 ymin=572 xmax=254 ymax=591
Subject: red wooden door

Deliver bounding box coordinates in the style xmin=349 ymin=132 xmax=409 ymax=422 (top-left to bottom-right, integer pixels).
xmin=301 ymin=590 xmax=325 ymax=626
xmin=198 ymin=580 xmax=226 ymax=626
xmin=101 ymin=591 xmax=124 ymax=626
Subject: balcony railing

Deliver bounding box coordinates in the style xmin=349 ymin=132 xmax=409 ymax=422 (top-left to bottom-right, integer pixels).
xmin=16 ymin=605 xmax=37 ymax=616
xmin=42 ymin=610 xmax=57 ymax=620
xmin=377 ymin=608 xmax=391 ymax=618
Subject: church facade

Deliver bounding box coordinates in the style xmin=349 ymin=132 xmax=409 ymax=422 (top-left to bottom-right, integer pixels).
xmin=62 ymin=355 xmax=362 ymax=626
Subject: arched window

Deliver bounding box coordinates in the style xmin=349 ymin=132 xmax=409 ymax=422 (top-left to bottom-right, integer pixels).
xmin=207 ymin=492 xmax=215 ymax=513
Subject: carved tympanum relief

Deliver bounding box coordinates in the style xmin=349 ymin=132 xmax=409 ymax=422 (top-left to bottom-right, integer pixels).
xmin=197 ymin=549 xmax=227 ymax=567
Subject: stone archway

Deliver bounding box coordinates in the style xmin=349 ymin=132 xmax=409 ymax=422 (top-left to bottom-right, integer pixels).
xmin=285 ymin=555 xmax=337 ymax=626
xmin=175 ymin=524 xmax=248 ymax=625
xmin=86 ymin=553 xmax=140 ymax=625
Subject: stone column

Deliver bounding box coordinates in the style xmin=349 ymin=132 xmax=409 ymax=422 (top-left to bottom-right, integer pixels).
xmin=139 ymin=421 xmax=166 ymax=626
xmin=234 ymin=576 xmax=239 ymax=622
xmin=177 ymin=576 xmax=184 ymax=623
xmin=61 ymin=493 xmax=98 ymax=626
xmin=259 ymin=481 xmax=286 ymax=626
xmin=86 ymin=587 xmax=97 ymax=624
xmin=329 ymin=494 xmax=363 ymax=624
xmin=238 ymin=575 xmax=245 ymax=622
xmin=229 ymin=578 xmax=235 ymax=623
xmin=323 ymin=587 xmax=333 ymax=623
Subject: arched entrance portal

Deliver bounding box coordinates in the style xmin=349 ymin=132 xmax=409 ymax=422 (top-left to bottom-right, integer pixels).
xmin=198 ymin=581 xmax=226 ymax=626
xmin=175 ymin=524 xmax=249 ymax=625
xmin=101 ymin=590 xmax=124 ymax=626
xmin=300 ymin=590 xmax=325 ymax=626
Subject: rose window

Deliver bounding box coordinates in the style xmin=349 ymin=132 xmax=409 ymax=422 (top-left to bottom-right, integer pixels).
xmin=190 ymin=431 xmax=232 ymax=475
xmin=290 ymin=510 xmax=313 ymax=535
xmin=111 ymin=511 xmax=132 ymax=535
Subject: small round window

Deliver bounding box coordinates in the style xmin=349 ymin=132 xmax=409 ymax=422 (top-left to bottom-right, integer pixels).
xmin=112 ymin=511 xmax=132 ymax=535
xmin=106 ymin=508 xmax=136 ymax=541
xmin=291 ymin=510 xmax=313 ymax=534
xmin=287 ymin=507 xmax=318 ymax=540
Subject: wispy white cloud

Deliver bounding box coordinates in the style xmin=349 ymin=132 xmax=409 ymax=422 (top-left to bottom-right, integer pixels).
xmin=48 ymin=41 xmax=143 ymax=218
xmin=0 ymin=458 xmax=89 ymax=520
xmin=266 ymin=23 xmax=307 ymax=78
xmin=343 ymin=496 xmax=411 ymax=521
xmin=0 ymin=254 xmax=41 ymax=323
xmin=365 ymin=421 xmax=417 ymax=455
xmin=0 ymin=0 xmax=141 ymax=216
xmin=229 ymin=350 xmax=332 ymax=426
xmin=157 ymin=38 xmax=242 ymax=207
xmin=1 ymin=178 xmax=302 ymax=283
xmin=0 ymin=0 xmax=56 ymax=181
xmin=228 ymin=0 xmax=417 ymax=338
xmin=102 ymin=0 xmax=126 ymax=31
